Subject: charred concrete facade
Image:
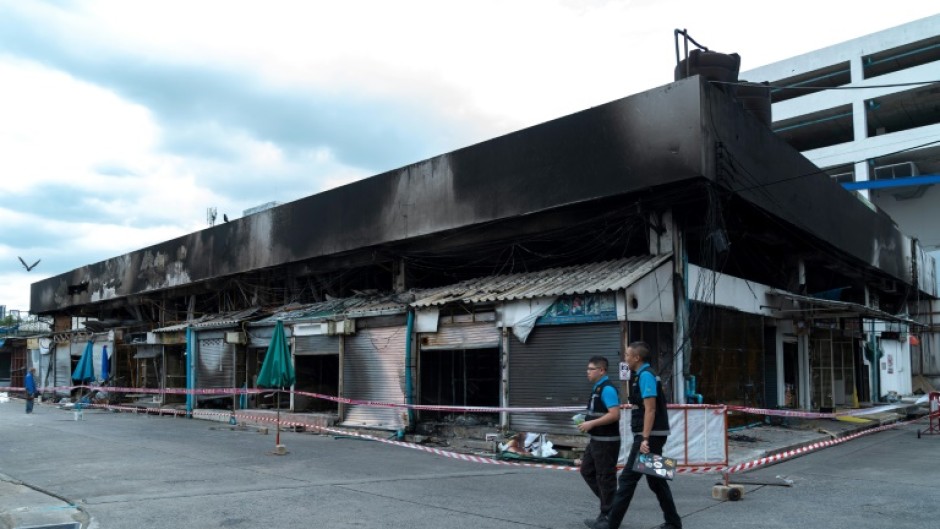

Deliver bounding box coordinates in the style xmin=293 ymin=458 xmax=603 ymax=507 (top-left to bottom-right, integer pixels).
xmin=28 ymin=77 xmax=937 ymax=421
xmin=32 ymin=77 xmax=928 ymax=317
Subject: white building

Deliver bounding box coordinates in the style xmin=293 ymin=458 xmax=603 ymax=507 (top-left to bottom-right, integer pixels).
xmin=743 ymin=14 xmax=940 ymax=393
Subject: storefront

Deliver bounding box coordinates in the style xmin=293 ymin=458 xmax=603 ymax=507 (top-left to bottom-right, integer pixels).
xmin=415 ymin=307 xmax=502 ymax=423
xmin=411 ymin=255 xmax=674 ymax=435
xmin=145 ymin=323 xmax=191 ymax=404
xmin=248 ymin=306 xmax=342 ymax=413
xmin=341 ymin=320 xmax=408 ymax=429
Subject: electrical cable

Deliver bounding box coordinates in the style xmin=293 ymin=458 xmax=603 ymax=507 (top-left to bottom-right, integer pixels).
xmin=712 ymin=80 xmax=940 ymax=91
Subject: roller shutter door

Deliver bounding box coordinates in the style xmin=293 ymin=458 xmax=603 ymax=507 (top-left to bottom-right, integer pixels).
xmin=295 ymin=335 xmax=339 ymax=356
xmin=508 ymin=323 xmax=622 ymax=434
xmin=196 ymin=331 xmax=235 ymax=389
xmin=341 ymin=326 xmax=406 ymax=430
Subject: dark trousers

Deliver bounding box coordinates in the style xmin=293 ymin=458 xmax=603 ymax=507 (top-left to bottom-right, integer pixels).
xmin=606 ymin=435 xmax=681 ymax=529
xmin=580 ymin=438 xmax=621 ymax=515
xmin=25 ymin=396 xmax=34 ymax=414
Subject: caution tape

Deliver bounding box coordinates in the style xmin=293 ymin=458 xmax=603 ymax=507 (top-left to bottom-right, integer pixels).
xmin=6 ymin=384 xmax=911 ymax=418
xmin=726 ymin=418 xmax=919 ymax=474
xmin=724 ymin=403 xmax=908 ymax=419
xmin=42 ymin=400 xmax=921 ymax=477
xmin=68 ymin=402 xmax=580 ymax=472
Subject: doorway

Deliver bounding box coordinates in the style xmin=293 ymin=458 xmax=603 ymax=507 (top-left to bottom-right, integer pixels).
xmin=294 ymin=354 xmax=339 ymax=412
xmin=782 ymin=341 xmax=799 ymax=408
xmin=419 ymin=347 xmax=500 ymax=421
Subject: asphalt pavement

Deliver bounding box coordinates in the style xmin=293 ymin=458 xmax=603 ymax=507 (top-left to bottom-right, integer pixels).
xmin=1 ymin=398 xmax=937 ymax=529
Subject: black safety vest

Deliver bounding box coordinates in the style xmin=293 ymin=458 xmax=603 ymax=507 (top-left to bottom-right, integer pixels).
xmin=586 ymin=378 xmax=620 ymax=441
xmin=628 ymin=365 xmax=670 ymax=437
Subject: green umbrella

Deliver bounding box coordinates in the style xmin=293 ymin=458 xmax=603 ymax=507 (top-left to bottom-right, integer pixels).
xmin=256 ymin=320 xmax=295 ymax=449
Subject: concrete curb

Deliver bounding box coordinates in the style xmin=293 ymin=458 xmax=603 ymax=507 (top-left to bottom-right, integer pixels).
xmin=0 ymin=471 xmax=90 ymax=529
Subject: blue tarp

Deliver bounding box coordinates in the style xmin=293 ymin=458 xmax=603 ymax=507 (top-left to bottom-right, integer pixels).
xmin=100 ymin=345 xmax=110 ymax=382
xmin=72 ymin=340 xmax=95 ymax=383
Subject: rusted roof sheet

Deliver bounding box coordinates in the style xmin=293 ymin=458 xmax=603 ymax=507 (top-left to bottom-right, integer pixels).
xmin=412 ymin=254 xmax=672 ymax=307
xmin=768 ymin=291 xmax=922 ymax=325
xmin=153 ymin=307 xmax=261 ymax=332
xmin=250 ymin=293 xmax=414 ymax=326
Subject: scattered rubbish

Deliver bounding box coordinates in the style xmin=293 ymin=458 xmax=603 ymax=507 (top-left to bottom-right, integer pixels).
xmin=728 ymin=434 xmax=759 ymax=443
xmin=498 ymin=432 xmax=558 ymax=458
xmin=817 ymin=428 xmax=838 ymax=438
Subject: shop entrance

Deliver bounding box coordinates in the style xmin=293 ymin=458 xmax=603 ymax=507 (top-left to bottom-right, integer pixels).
xmin=294 ymin=354 xmax=339 ymax=412
xmin=419 ymin=347 xmax=500 ymax=421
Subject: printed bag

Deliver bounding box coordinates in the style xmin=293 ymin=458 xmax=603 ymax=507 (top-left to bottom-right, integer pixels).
xmin=632 ymin=452 xmax=677 ymax=480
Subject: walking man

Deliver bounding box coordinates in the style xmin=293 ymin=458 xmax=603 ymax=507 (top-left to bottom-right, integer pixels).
xmin=587 ymin=342 xmax=681 ymax=529
xmin=25 ymin=367 xmax=37 ymax=414
xmin=578 ymin=355 xmax=621 ymax=528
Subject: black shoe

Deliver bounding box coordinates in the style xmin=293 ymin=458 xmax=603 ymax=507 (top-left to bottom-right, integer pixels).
xmin=584 ymin=519 xmax=609 ymax=529
xmin=657 ymin=524 xmax=681 ymax=529
xmin=596 ymin=513 xmax=608 ymax=524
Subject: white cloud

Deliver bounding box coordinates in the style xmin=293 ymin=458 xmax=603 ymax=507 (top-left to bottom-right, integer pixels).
xmin=0 ymin=57 xmax=158 ymax=190
xmin=1 ymin=0 xmax=938 ymax=313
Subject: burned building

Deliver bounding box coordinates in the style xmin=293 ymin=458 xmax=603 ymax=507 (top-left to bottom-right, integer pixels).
xmin=29 ymin=76 xmax=936 ymax=432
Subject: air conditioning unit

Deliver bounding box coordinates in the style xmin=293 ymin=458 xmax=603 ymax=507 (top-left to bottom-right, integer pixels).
xmin=327 ymin=320 xmax=356 ymax=335
xmin=225 ymin=331 xmax=247 ymax=344
xmin=873 ymin=162 xmax=918 ymax=180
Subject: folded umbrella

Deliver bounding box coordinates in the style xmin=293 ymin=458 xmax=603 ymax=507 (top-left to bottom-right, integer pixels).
xmin=72 ymin=340 xmax=95 ymax=405
xmin=256 ymin=320 xmax=295 ymax=450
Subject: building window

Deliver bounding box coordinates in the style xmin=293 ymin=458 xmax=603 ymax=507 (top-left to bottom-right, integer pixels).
xmin=824 ymin=165 xmax=855 ymax=184
xmin=866 ymin=84 xmax=940 ymax=137
xmin=769 ymin=62 xmax=851 ymax=103
xmin=863 ymin=35 xmax=940 ymax=79
xmin=773 ymin=104 xmax=854 ymax=151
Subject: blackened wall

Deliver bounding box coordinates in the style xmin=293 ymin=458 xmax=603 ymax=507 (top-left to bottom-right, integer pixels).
xmin=31 ymin=79 xmax=708 ymax=313
xmin=699 ymin=80 xmax=913 ymax=284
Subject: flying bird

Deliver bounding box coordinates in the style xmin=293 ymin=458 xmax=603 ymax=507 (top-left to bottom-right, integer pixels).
xmin=18 ymin=256 xmax=41 ymax=272
xmin=223 ymin=214 xmax=230 ymax=222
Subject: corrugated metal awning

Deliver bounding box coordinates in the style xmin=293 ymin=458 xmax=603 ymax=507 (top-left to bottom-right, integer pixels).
xmin=154 ymin=308 xmax=261 ymax=333
xmin=768 ymin=290 xmax=922 ymax=325
xmin=152 ymin=318 xmax=206 ymax=333
xmin=412 ymin=254 xmax=671 ymax=307
xmin=249 ymin=294 xmax=413 ymax=326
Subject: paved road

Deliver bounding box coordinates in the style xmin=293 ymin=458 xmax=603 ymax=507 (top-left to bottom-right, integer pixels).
xmin=1 ymin=402 xmax=937 ymax=529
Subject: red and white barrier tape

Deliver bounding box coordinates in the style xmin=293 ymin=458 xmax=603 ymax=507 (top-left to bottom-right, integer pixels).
xmin=4 ymin=385 xmax=911 ymax=418
xmin=55 ymin=400 xmax=923 ymax=477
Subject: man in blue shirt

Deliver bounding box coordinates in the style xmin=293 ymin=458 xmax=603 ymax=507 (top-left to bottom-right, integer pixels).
xmin=24 ymin=367 xmax=37 ymax=414
xmin=590 ymin=342 xmax=681 ymax=529
xmin=578 ymin=355 xmax=621 ymax=527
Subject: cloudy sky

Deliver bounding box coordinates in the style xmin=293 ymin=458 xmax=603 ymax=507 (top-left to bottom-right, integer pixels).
xmin=1 ymin=1 xmax=937 ymax=313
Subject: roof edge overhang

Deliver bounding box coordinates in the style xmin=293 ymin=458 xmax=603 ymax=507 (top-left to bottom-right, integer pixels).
xmin=768 ymin=290 xmax=922 ymax=326
xmin=30 ymin=78 xmax=710 ymax=315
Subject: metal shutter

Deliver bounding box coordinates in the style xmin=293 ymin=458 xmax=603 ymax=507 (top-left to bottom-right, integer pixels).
xmin=295 ymin=335 xmax=339 ymax=356
xmin=54 ymin=345 xmax=70 ymax=395
xmin=419 ymin=322 xmax=500 ymax=350
xmin=508 ymin=323 xmax=622 ymax=434
xmin=248 ymin=325 xmax=294 ymax=349
xmin=196 ymin=332 xmax=235 ymax=388
xmin=341 ymin=326 xmax=406 ymax=430
xmin=248 ymin=326 xmax=275 ymax=349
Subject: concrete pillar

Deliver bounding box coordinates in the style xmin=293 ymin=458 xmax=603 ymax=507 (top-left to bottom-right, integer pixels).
xmin=671 ymin=211 xmax=688 ymax=404
xmin=393 ymin=259 xmax=407 ymax=293
xmin=850 ymin=56 xmax=871 ymax=200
